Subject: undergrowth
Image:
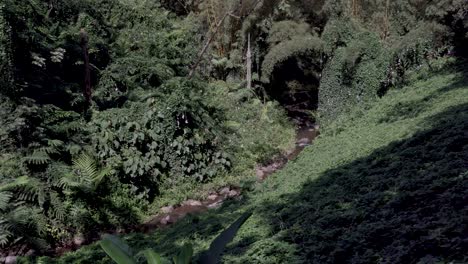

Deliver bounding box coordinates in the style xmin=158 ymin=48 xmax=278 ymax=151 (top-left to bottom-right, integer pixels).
xmin=34 ymin=60 xmax=468 ymax=263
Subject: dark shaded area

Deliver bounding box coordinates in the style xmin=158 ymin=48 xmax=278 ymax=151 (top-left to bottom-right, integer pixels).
xmin=258 ymin=102 xmax=468 ymax=263
xmin=264 ymin=56 xmax=321 ymax=125
xmin=199 ymin=212 xmax=252 ymax=264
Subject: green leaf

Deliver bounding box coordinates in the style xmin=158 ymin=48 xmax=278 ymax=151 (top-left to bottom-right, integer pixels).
xmin=199 ymin=212 xmax=252 ymax=264
xmin=173 ymin=244 xmax=193 ymax=264
xmin=99 ymin=235 xmax=136 ymax=264
xmin=143 ymin=249 xmax=163 ymax=264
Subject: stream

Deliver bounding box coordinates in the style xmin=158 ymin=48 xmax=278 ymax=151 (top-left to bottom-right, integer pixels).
xmin=42 ymin=123 xmax=319 ymax=257
xmin=140 ymin=123 xmax=319 ymax=231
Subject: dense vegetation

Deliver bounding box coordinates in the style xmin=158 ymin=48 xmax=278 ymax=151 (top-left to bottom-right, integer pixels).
xmin=1 ymin=0 xmax=467 ymax=262
xmin=36 ymin=58 xmax=468 ymax=264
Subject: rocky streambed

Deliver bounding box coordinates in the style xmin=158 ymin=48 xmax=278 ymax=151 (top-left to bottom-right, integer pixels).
xmin=141 ymin=124 xmax=319 ymax=231
xmin=3 ymin=124 xmax=318 ymax=261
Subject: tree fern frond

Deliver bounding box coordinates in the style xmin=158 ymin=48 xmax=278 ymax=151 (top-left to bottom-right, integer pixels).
xmin=23 ymin=149 xmax=51 ymax=165
xmin=94 ymin=167 xmax=112 ymax=187
xmin=47 ymin=139 xmax=64 ymax=148
xmin=16 ymin=178 xmax=47 ymax=206
xmin=0 ymin=176 xmax=30 ymax=191
xmin=49 ymin=191 xmax=66 ymax=221
xmin=65 ymin=144 xmax=82 ymax=155
xmin=0 ymin=221 xmax=13 ymax=247
xmin=0 ymin=191 xmax=12 ymax=210
xmin=73 ymin=153 xmax=98 ymax=180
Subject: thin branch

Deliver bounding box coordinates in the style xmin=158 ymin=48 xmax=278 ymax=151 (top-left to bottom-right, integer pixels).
xmin=188 ymin=11 xmax=230 ymax=79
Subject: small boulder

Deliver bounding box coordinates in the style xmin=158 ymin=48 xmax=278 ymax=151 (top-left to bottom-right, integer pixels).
xmin=161 ymin=205 xmax=174 ymax=214
xmin=5 ymin=256 xmax=17 ymax=264
xmin=207 ymin=201 xmax=223 ymax=209
xmin=73 ymin=234 xmax=86 ymax=247
xmin=183 ymin=199 xmax=202 ymax=206
xmin=207 ymin=194 xmax=218 ymax=201
xmin=219 ymin=187 xmax=230 ymax=195
xmin=160 ymin=215 xmax=171 ymax=225
xmin=228 ymin=190 xmax=239 ymax=197
xmin=255 ymin=169 xmax=265 ymax=179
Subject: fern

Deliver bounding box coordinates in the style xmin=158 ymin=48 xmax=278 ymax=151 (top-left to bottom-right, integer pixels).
xmin=0 ymin=191 xmax=12 ymax=210
xmin=23 ymin=149 xmax=51 ymax=165
xmin=59 ymin=153 xmax=111 ymax=193
xmin=48 ymin=191 xmax=66 ymax=221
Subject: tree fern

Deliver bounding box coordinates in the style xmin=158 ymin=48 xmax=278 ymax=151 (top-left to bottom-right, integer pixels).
xmin=23 ymin=149 xmax=51 ymax=165
xmin=59 ymin=153 xmax=111 ymax=193
xmin=48 ymin=191 xmax=66 ymax=221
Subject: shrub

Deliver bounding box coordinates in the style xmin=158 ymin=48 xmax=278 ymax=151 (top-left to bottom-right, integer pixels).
xmin=90 ymin=78 xmax=230 ymax=196
xmin=319 ymin=30 xmax=390 ymax=125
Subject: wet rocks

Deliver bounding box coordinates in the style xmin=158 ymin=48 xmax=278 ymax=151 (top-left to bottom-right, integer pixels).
xmin=297 ymin=137 xmax=311 ymax=147
xmin=73 ymin=234 xmax=86 ymax=247
xmin=219 ymin=187 xmax=230 ymax=196
xmin=182 ymin=199 xmax=202 ymax=207
xmin=228 ymin=189 xmax=239 ymax=197
xmin=207 ymin=194 xmax=218 ymax=200
xmin=160 ymin=215 xmax=171 ymax=225
xmin=256 ymin=168 xmax=265 ymax=179
xmin=5 ymin=256 xmax=17 ymax=264
xmin=161 ymin=205 xmax=174 ymax=214
xmin=207 ymin=200 xmax=223 ymax=209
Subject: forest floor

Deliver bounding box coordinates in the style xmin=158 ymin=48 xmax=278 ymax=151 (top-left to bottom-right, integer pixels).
xmin=39 ymin=61 xmax=468 ymax=263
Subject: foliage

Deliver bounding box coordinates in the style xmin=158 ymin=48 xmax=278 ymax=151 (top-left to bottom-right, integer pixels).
xmin=49 ymin=60 xmax=468 ymax=263
xmin=261 ymin=32 xmax=323 ymax=83
xmin=99 ymin=212 xmax=251 ymax=264
xmin=91 ymin=78 xmax=230 ymax=194
xmin=319 ymin=29 xmax=390 ymax=125
xmin=2 ymin=0 xmax=467 ymax=259
xmin=207 ymin=81 xmax=295 ymax=166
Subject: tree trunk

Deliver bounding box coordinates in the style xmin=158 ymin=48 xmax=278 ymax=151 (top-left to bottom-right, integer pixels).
xmin=246 ymin=34 xmax=252 ymax=89
xmin=80 ymin=29 xmax=92 ymax=109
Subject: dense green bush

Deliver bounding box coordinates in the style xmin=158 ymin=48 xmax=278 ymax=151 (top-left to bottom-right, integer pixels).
xmin=319 ymin=28 xmax=390 ymax=125
xmin=91 ymin=78 xmax=230 ymax=195
xmin=207 ymin=81 xmax=295 ymax=167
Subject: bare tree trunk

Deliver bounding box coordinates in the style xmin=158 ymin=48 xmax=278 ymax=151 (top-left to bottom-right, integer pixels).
xmin=188 ymin=0 xmax=261 ymax=79
xmin=80 ymin=29 xmax=92 ymax=109
xmin=246 ymin=34 xmax=252 ymax=89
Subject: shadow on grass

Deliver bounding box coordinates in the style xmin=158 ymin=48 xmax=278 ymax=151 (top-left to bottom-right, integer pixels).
xmin=37 ymin=76 xmax=467 ymax=263
xmin=257 ymin=103 xmax=468 ymax=263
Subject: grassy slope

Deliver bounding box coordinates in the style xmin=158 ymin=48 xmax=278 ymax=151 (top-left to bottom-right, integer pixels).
xmin=43 ymin=62 xmax=468 ymax=263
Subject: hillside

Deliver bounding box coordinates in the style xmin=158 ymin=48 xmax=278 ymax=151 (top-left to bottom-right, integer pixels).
xmin=1 ymin=1 xmax=467 ymax=263
xmin=45 ymin=61 xmax=468 ymax=263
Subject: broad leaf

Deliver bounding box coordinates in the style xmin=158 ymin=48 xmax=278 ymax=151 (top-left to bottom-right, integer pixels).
xmin=99 ymin=235 xmax=136 ymax=264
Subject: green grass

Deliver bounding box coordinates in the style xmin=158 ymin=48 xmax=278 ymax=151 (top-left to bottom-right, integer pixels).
xmin=37 ymin=61 xmax=468 ymax=263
